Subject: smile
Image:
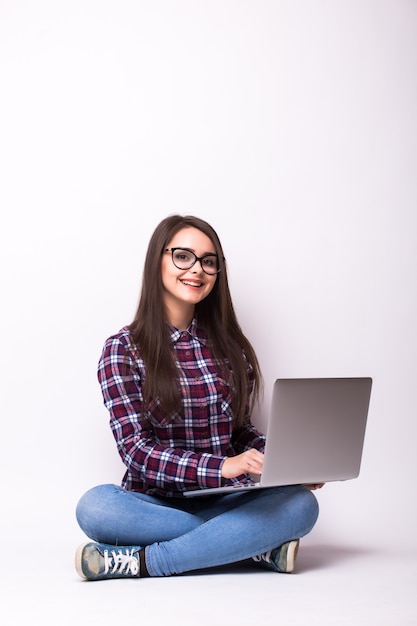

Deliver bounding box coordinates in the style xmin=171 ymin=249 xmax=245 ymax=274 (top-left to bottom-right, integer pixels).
xmin=180 ymin=279 xmax=203 ymax=288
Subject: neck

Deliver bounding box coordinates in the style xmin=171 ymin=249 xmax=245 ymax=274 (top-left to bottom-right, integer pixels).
xmin=165 ymin=305 xmax=195 ymax=331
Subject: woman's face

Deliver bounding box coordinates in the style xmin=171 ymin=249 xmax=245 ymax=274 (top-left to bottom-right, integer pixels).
xmin=161 ymin=227 xmax=218 ymax=324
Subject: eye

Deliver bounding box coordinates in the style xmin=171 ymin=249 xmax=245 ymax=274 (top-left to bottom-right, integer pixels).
xmin=202 ymin=256 xmax=217 ymax=268
xmin=174 ymin=250 xmax=193 ymax=262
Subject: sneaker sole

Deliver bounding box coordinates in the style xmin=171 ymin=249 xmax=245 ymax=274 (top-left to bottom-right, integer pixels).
xmin=75 ymin=543 xmax=89 ymax=580
xmin=285 ymin=540 xmax=300 ymax=573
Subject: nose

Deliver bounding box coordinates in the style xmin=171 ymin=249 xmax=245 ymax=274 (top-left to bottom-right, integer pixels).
xmin=192 ymin=261 xmax=204 ymax=274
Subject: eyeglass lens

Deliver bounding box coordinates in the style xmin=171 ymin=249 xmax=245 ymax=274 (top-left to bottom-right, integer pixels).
xmin=171 ymin=249 xmax=219 ymax=274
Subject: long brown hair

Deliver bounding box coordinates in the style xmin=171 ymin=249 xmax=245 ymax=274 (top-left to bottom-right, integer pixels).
xmin=129 ymin=214 xmax=262 ymax=426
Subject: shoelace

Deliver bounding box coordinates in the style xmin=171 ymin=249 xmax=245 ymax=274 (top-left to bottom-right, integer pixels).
xmin=252 ymin=550 xmax=273 ymax=563
xmin=103 ymin=548 xmax=140 ymax=576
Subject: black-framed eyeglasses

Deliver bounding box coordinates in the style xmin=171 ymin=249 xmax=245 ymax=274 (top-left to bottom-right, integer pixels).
xmin=165 ymin=248 xmax=221 ymax=275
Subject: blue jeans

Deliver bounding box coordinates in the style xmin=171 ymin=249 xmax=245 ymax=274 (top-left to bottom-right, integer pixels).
xmin=76 ymin=483 xmax=319 ymax=577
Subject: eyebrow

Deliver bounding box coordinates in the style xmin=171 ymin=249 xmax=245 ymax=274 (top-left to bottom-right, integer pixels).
xmin=176 ymin=246 xmax=217 ymax=256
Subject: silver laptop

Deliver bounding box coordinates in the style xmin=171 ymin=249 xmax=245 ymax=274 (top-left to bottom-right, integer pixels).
xmin=184 ymin=377 xmax=372 ymax=497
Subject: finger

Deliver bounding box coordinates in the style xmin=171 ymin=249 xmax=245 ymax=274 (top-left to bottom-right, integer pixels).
xmin=248 ymin=449 xmax=264 ymax=462
xmin=246 ymin=457 xmax=263 ymax=474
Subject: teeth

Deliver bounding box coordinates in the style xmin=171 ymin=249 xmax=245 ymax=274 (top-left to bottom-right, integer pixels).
xmin=181 ymin=280 xmax=202 ymax=287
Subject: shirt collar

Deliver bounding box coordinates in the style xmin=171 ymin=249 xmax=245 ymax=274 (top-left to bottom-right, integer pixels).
xmin=167 ymin=318 xmax=207 ymax=346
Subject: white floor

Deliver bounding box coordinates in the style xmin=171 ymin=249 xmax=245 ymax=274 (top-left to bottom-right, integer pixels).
xmin=4 ymin=530 xmax=416 ymax=625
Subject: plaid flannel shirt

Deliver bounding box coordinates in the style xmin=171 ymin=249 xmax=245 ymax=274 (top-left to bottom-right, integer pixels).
xmin=97 ymin=319 xmax=265 ymax=497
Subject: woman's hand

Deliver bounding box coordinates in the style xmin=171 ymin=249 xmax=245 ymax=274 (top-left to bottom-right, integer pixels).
xmin=304 ymin=483 xmax=325 ymax=490
xmin=221 ymin=449 xmax=264 ymax=479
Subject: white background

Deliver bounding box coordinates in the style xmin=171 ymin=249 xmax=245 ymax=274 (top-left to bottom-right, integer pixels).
xmin=1 ymin=1 xmax=416 ymax=624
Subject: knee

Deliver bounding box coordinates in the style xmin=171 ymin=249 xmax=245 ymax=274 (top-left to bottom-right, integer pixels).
xmin=305 ymin=486 xmax=319 ymax=519
xmin=75 ymin=484 xmax=118 ymax=533
xmin=277 ymin=485 xmax=319 ymax=531
xmin=294 ymin=486 xmax=320 ymax=533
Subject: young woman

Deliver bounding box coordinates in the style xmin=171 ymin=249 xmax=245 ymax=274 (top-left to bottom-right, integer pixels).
xmin=75 ymin=214 xmax=321 ymax=580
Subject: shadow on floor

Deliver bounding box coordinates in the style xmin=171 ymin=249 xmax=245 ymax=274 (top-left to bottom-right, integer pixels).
xmin=296 ymin=542 xmax=379 ymax=573
xmin=188 ymin=542 xmax=380 ymax=577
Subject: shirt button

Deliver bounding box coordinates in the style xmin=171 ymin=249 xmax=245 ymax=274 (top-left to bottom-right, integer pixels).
xmin=186 ymin=350 xmax=191 ymax=356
